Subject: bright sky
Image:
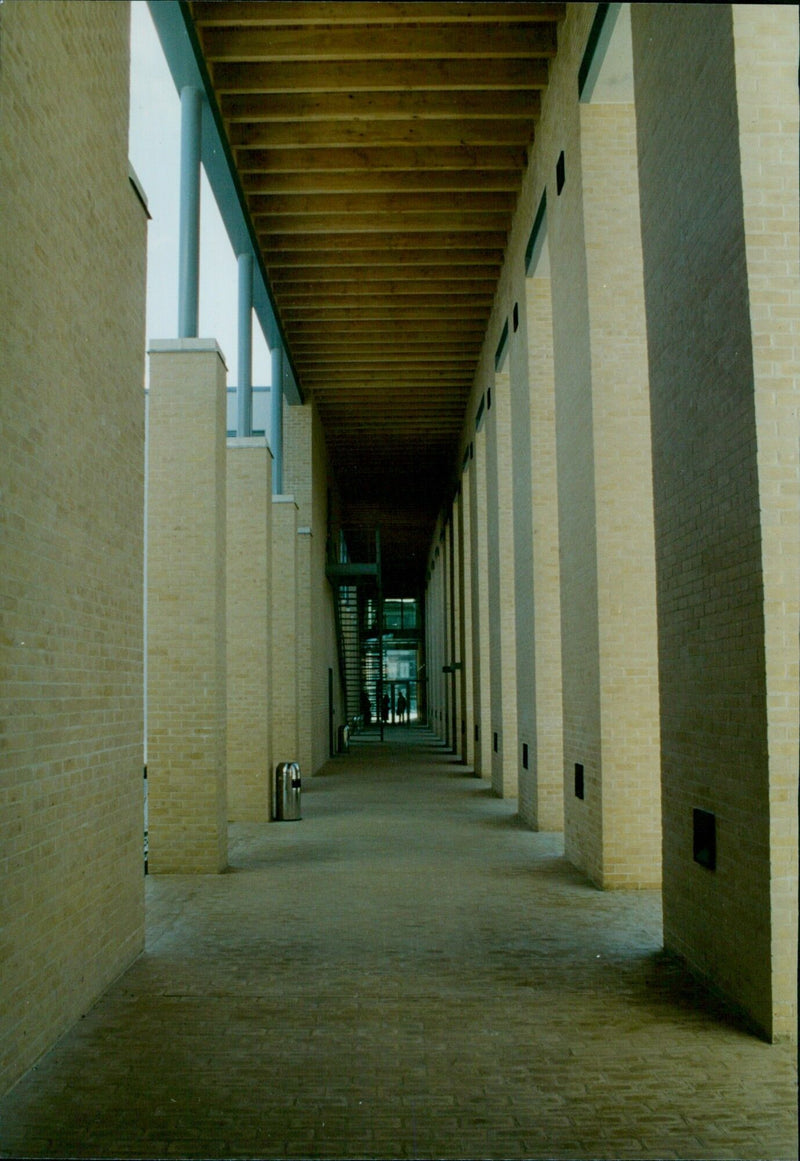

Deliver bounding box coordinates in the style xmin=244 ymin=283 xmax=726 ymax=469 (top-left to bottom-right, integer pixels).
xmin=128 ymin=0 xmax=272 ymax=413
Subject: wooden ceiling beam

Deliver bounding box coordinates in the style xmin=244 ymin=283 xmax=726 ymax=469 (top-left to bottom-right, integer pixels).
xmin=283 ymin=293 xmax=492 ymax=311
xmin=254 ymin=211 xmax=510 ymax=233
xmin=262 ymin=229 xmax=508 ymax=251
xmin=200 ymin=23 xmax=558 ymax=62
xmin=239 ymin=145 xmax=526 ymax=172
xmin=272 ymin=264 xmax=498 ymax=284
xmin=231 ymin=118 xmax=534 ymax=148
xmin=221 ymin=89 xmax=541 ymax=122
xmin=289 ymin=320 xmax=485 ymax=338
xmin=213 ymin=59 xmax=549 ymax=95
xmin=301 ymin=369 xmax=471 ymax=384
xmin=283 ymin=306 xmax=490 ymax=323
xmin=266 ymin=246 xmax=504 ymax=268
xmin=249 ymin=191 xmax=516 ymax=215
xmin=275 ymin=277 xmax=497 ymax=296
xmin=192 ymin=4 xmax=565 ymax=28
xmin=244 ymin=169 xmax=521 ymax=195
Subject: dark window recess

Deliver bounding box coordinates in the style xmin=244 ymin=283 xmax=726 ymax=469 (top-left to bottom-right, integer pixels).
xmin=574 ymin=762 xmax=584 ymax=799
xmin=461 ymin=719 xmax=466 ymax=734
xmin=693 ymin=809 xmax=717 ymax=870
xmin=487 ymin=386 xmax=492 ymax=410
xmin=556 ymin=150 xmax=566 ymax=195
xmin=513 ymin=302 xmax=519 ymax=332
xmin=475 ymin=724 xmax=480 ymax=743
xmin=522 ymin=743 xmax=529 ymax=770
xmin=493 ymin=732 xmax=499 ymax=753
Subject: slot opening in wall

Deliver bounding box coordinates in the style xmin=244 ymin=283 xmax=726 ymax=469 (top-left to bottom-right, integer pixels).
xmin=475 ymin=724 xmax=480 ymax=743
xmin=556 ymin=150 xmax=565 ymax=195
xmin=522 ymin=743 xmax=529 ymax=770
xmin=693 ymin=808 xmax=716 ymax=870
xmin=493 ymin=732 xmax=499 ymax=753
xmin=574 ymin=762 xmax=584 ymax=799
xmin=513 ymin=302 xmax=519 ymax=332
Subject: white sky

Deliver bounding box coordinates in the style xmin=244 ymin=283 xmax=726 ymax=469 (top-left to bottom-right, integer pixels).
xmin=128 ymin=0 xmax=272 ymax=413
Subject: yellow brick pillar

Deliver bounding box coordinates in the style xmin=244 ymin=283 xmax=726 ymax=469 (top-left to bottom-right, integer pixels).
xmin=732 ymin=4 xmax=799 ymax=1041
xmin=486 ymin=370 xmax=519 ymax=799
xmin=271 ymin=495 xmax=299 ymax=812
xmin=226 ymin=439 xmax=273 ymax=821
xmin=468 ymin=428 xmax=492 ymax=777
xmin=549 ymin=6 xmax=660 ymax=887
xmin=510 ymin=225 xmax=564 ymax=832
xmin=147 ymin=340 xmax=228 ymax=873
xmin=634 ymin=3 xmax=798 ymax=1039
xmin=455 ymin=483 xmax=475 ymax=767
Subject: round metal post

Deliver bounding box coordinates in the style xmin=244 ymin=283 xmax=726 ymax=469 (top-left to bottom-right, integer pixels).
xmin=178 ymin=86 xmax=202 ymax=339
xmin=237 ymin=252 xmax=253 ymax=437
xmin=271 ymin=344 xmax=283 ymax=493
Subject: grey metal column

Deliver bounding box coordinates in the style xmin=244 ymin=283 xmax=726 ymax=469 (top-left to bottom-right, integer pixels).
xmin=178 ymin=86 xmax=202 ymax=339
xmin=237 ymin=252 xmax=253 ymax=437
xmin=271 ymin=344 xmax=283 ymax=492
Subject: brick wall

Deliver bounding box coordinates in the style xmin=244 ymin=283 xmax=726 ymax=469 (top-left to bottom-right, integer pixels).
xmin=0 ymin=0 xmax=147 ymax=1092
xmin=226 ymin=440 xmax=272 ymax=821
xmin=633 ymin=2 xmax=797 ymax=1039
xmin=283 ymin=399 xmax=343 ymax=775
xmin=731 ymin=3 xmax=799 ymax=1041
xmin=147 ymin=342 xmax=228 ymax=873
xmin=486 ymin=370 xmax=519 ymax=798
xmin=271 ymin=496 xmax=299 ymax=781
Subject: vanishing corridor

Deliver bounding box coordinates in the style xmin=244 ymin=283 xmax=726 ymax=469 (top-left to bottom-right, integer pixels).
xmin=1 ymin=729 xmax=796 ymax=1161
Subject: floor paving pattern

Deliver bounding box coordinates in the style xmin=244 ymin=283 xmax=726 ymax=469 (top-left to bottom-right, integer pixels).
xmin=1 ymin=729 xmax=797 ymax=1160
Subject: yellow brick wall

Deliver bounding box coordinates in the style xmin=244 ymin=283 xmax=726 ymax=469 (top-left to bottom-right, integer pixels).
xmin=226 ymin=440 xmax=272 ymax=821
xmin=467 ymin=432 xmax=493 ymax=775
xmin=147 ymin=343 xmax=228 ymax=874
xmin=456 ymin=482 xmax=476 ymax=768
xmin=633 ymin=2 xmax=797 ymax=1039
xmin=579 ymin=94 xmax=661 ymax=888
xmin=0 ymin=0 xmax=147 ymax=1093
xmin=486 ymin=370 xmax=519 ymax=798
xmin=271 ymin=496 xmax=299 ymax=785
xmin=283 ymin=399 xmax=343 ymax=774
xmin=732 ymin=3 xmax=799 ymax=1041
xmin=528 ymin=264 xmax=564 ymax=833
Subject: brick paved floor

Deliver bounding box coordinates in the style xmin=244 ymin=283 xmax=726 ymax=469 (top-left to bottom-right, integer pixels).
xmin=1 ymin=728 xmax=797 ymax=1160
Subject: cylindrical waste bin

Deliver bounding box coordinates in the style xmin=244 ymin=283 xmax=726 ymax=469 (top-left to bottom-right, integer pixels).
xmin=274 ymin=762 xmax=301 ymax=821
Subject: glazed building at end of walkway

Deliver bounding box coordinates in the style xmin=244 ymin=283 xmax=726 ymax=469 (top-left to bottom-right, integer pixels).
xmin=1 ymin=0 xmax=797 ymax=1099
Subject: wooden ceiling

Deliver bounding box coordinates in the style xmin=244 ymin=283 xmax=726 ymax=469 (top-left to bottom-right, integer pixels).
xmin=188 ymin=1 xmax=564 ymax=593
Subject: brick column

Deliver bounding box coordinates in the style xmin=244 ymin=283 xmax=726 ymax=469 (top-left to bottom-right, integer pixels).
xmin=510 ymin=234 xmax=564 ymax=832
xmin=468 ymin=428 xmax=492 ymax=776
xmin=634 ymin=3 xmax=798 ymax=1039
xmin=147 ymin=340 xmax=228 ymax=873
xmin=455 ymin=484 xmax=474 ymax=767
xmin=486 ymin=370 xmax=519 ymax=799
xmin=271 ymin=495 xmax=299 ymax=809
xmin=226 ymin=439 xmax=273 ymax=821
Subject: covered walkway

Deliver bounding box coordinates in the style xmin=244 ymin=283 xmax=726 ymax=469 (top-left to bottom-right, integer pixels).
xmin=1 ymin=730 xmax=796 ymax=1161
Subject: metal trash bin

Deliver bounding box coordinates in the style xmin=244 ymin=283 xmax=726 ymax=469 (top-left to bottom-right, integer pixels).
xmin=338 ymin=724 xmax=350 ymax=754
xmin=274 ymin=762 xmax=301 ymax=821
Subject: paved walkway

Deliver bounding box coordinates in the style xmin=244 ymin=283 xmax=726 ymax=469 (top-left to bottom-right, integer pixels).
xmin=1 ymin=729 xmax=797 ymax=1160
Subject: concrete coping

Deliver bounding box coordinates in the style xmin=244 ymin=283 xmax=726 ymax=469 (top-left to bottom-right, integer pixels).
xmin=297 ymin=526 xmax=312 ymax=536
xmin=227 ymin=437 xmax=272 ymax=455
xmin=272 ymin=494 xmax=297 ymax=506
xmin=148 ymin=338 xmax=228 ymax=368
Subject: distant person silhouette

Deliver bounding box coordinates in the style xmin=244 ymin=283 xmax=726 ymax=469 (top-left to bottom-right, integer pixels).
xmin=396 ymin=691 xmax=407 ymax=723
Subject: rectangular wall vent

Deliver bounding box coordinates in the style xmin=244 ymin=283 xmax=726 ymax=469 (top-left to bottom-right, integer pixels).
xmin=693 ymin=808 xmax=717 ymax=870
xmin=574 ymin=762 xmax=584 ymax=799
